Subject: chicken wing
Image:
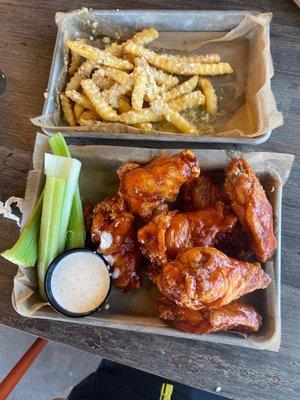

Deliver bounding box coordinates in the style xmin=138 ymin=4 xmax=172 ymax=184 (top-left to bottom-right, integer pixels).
xmin=157 ymin=298 xmax=262 ymax=334
xmin=117 ymin=150 xmax=200 ymax=219
xmin=216 ymin=222 xmax=253 ymax=260
xmin=224 ymin=158 xmax=276 ymax=262
xmin=91 ymin=196 xmax=142 ymax=292
xmin=182 ymin=173 xmax=222 ymax=211
xmin=138 ymin=201 xmax=237 ymax=265
xmin=83 ymin=200 xmax=94 ymax=232
xmin=154 ymin=247 xmax=271 ymax=310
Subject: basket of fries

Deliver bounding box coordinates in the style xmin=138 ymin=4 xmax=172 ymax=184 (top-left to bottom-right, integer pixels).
xmin=32 ymin=9 xmax=283 ymax=144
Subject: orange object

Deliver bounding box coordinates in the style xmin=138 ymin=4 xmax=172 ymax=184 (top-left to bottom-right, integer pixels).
xmin=0 ymin=337 xmax=47 ymax=400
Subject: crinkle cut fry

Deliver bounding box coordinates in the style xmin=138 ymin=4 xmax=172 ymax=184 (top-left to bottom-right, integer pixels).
xmin=131 ymin=58 xmax=149 ymax=111
xmin=92 ymin=68 xmax=114 ymax=90
xmin=153 ymin=98 xmax=198 ymax=134
xmin=101 ymin=69 xmax=133 ymax=108
xmin=175 ymin=53 xmax=221 ymax=64
xmin=198 ymin=78 xmax=218 ymax=115
xmin=68 ymin=50 xmax=81 ymax=76
xmin=74 ymin=103 xmax=84 ymax=120
xmin=119 ymin=91 xmax=205 ymax=125
xmin=105 ymin=27 xmax=159 ymax=57
xmin=119 ymin=109 xmax=162 ymax=124
xmin=66 ymin=60 xmax=97 ymax=91
xmin=78 ymin=110 xmax=99 ymax=127
xmin=68 ymin=38 xmax=87 ymax=76
xmin=165 ymin=76 xmax=198 ymax=101
xmin=124 ymin=42 xmax=233 ymax=76
xmin=141 ymin=61 xmax=197 ymax=133
xmin=104 ymin=79 xmax=134 ymax=108
xmin=168 ymin=91 xmax=205 ymax=111
xmin=65 ymin=90 xmax=94 ymax=110
xmin=65 ymin=40 xmax=133 ymax=71
xmin=60 ymin=93 xmax=77 ymax=126
xmin=148 ymin=65 xmax=179 ymax=89
xmin=81 ymin=79 xmax=119 ymax=122
xmin=104 ymin=67 xmax=132 ymax=86
xmin=131 ymin=68 xmax=148 ymax=111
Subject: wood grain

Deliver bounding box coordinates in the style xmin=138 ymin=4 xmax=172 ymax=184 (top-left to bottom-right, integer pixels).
xmin=0 ymin=1 xmax=299 ymax=399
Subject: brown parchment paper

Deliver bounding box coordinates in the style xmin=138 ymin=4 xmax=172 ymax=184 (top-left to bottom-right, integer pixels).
xmin=32 ymin=10 xmax=283 ymax=139
xmin=11 ymin=133 xmax=294 ymax=351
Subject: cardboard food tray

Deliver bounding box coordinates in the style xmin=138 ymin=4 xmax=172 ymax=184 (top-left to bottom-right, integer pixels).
xmin=12 ymin=134 xmax=295 ymax=351
xmin=32 ymin=9 xmax=283 ymax=144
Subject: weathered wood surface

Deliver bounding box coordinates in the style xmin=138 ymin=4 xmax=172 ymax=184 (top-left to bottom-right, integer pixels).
xmin=0 ymin=1 xmax=299 ymax=399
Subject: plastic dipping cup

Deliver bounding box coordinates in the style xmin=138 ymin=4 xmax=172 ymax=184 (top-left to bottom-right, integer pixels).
xmin=45 ymin=249 xmax=112 ymax=317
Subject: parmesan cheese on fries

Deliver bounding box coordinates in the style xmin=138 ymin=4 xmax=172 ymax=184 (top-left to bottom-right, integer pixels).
xmin=61 ymin=26 xmax=233 ymax=135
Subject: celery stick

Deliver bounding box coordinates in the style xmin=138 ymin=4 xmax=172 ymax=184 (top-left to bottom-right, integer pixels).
xmin=66 ymin=187 xmax=86 ymax=250
xmin=49 ymin=133 xmax=86 ymax=249
xmin=44 ymin=153 xmax=82 ymax=255
xmin=1 ymin=192 xmax=43 ymax=267
xmin=49 ymin=132 xmax=71 ymax=158
xmin=38 ymin=176 xmax=65 ymax=300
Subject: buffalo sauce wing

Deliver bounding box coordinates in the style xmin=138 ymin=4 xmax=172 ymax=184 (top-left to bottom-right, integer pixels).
xmin=117 ymin=150 xmax=200 ymax=219
xmin=154 ymin=247 xmax=271 ymax=310
xmin=157 ymin=298 xmax=262 ymax=334
xmin=138 ymin=201 xmax=237 ymax=265
xmin=182 ymin=173 xmax=222 ymax=211
xmin=91 ymin=196 xmax=142 ymax=292
xmin=224 ymin=158 xmax=276 ymax=262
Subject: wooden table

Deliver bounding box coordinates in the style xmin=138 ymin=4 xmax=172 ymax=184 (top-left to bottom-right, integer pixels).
xmin=0 ymin=1 xmax=299 ymax=399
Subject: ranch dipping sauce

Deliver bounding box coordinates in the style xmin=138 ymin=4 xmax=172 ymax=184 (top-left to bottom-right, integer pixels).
xmin=47 ymin=250 xmax=111 ymax=316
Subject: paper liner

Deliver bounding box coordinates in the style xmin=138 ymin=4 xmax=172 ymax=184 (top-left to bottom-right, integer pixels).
xmin=11 ymin=133 xmax=295 ymax=351
xmin=32 ymin=10 xmax=283 ymax=140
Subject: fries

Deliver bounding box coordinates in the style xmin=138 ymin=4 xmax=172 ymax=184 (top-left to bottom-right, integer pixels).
xmin=62 ymin=27 xmax=232 ymax=134
xmin=118 ymin=96 xmax=132 ymax=113
xmin=148 ymin=66 xmax=179 ymax=89
xmin=119 ymin=109 xmax=162 ymax=124
xmin=92 ymin=68 xmax=114 ymax=90
xmin=130 ymin=27 xmax=159 ymax=45
xmin=104 ymin=67 xmax=132 ymax=85
xmin=66 ymin=60 xmax=97 ymax=91
xmin=164 ymin=106 xmax=197 ymax=134
xmin=175 ymin=53 xmax=221 ymax=64
xmin=68 ymin=39 xmax=86 ymax=76
xmin=78 ymin=111 xmax=98 ymax=125
xmin=198 ymin=78 xmax=218 ymax=115
xmin=131 ymin=58 xmax=148 ymax=111
xmin=78 ymin=110 xmax=99 ymax=127
xmin=69 ymin=51 xmax=81 ymax=76
xmin=165 ymin=76 xmax=198 ymax=101
xmin=168 ymin=91 xmax=205 ymax=112
xmin=65 ymin=40 xmax=133 ymax=71
xmin=74 ymin=103 xmax=84 ymax=120
xmin=65 ymin=90 xmax=94 ymax=110
xmin=153 ymin=99 xmax=197 ymax=134
xmin=60 ymin=93 xmax=77 ymax=126
xmin=81 ymin=79 xmax=119 ymax=122
xmin=106 ymin=28 xmax=159 ymax=57
xmin=124 ymin=43 xmax=233 ymax=76
xmin=104 ymin=80 xmax=133 ymax=108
